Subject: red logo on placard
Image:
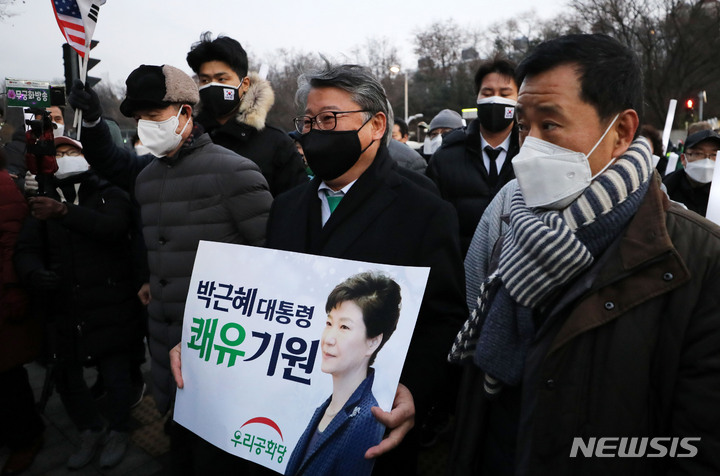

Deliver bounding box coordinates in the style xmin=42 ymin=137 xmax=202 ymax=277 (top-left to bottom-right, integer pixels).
xmin=240 ymin=417 xmax=284 ymax=441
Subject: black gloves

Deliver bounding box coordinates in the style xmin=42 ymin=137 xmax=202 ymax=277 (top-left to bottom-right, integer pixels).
xmin=68 ymin=79 xmax=102 ymax=122
xmin=29 ymin=269 xmax=61 ymax=290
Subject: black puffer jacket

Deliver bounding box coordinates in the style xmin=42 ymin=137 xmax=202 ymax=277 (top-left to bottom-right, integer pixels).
xmin=426 ymin=119 xmax=519 ymax=255
xmin=79 ymin=119 xmax=273 ymax=412
xmin=14 ymin=173 xmax=143 ymax=364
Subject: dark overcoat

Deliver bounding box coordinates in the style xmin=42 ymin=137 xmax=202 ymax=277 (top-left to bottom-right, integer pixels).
xmin=267 ymin=145 xmax=468 ymax=414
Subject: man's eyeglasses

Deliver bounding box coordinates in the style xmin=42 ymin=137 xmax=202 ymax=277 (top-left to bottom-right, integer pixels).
xmin=293 ymin=110 xmax=369 ymax=134
xmin=56 ymin=149 xmax=82 ymax=158
xmin=685 ymin=151 xmax=719 ymax=161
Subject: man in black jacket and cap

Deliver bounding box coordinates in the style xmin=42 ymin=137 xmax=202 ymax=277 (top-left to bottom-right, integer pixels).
xmin=663 ymin=129 xmax=720 ymax=217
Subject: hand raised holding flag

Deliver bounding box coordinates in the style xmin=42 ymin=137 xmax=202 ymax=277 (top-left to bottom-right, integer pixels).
xmin=68 ymin=79 xmax=102 ymax=123
xmin=51 ymin=0 xmax=107 ymax=137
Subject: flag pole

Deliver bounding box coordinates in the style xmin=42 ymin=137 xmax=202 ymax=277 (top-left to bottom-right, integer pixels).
xmin=74 ymin=41 xmax=90 ymax=140
xmin=73 ymin=55 xmax=84 ymax=139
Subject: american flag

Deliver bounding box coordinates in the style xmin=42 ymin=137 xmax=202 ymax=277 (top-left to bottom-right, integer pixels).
xmin=51 ymin=0 xmax=106 ymax=58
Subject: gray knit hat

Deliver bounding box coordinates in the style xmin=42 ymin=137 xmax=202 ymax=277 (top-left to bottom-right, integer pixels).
xmin=428 ymin=109 xmax=463 ymax=132
xmin=119 ymin=65 xmax=199 ymax=117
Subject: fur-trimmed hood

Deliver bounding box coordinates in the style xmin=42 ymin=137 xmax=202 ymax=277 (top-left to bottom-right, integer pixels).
xmin=234 ymin=72 xmax=274 ymax=131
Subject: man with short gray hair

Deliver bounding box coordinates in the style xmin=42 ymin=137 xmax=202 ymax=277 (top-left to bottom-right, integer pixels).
xmin=266 ymin=63 xmax=467 ymax=474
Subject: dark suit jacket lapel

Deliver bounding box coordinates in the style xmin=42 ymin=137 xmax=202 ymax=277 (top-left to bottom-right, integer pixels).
xmin=283 ymin=176 xmax=323 ymax=253
xmin=471 ymin=122 xmax=518 ymax=188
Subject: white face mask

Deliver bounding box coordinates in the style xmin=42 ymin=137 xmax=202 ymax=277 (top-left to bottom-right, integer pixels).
xmin=137 ymin=106 xmax=190 ymax=157
xmin=423 ymin=134 xmax=443 ymax=155
xmin=684 ymin=158 xmax=715 ymax=184
xmin=512 ymin=114 xmax=619 ymax=209
xmin=134 ymin=144 xmax=153 ymax=156
xmin=52 ymin=122 xmax=65 ymax=138
xmin=56 ymin=155 xmax=89 ymax=179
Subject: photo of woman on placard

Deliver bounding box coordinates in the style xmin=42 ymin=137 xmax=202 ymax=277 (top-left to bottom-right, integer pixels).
xmin=284 ymin=271 xmax=401 ymax=476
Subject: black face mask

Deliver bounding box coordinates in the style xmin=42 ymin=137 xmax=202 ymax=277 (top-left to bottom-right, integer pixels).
xmin=199 ymin=83 xmax=242 ymax=118
xmin=299 ymin=118 xmax=374 ymax=181
xmin=477 ymin=97 xmax=516 ymax=133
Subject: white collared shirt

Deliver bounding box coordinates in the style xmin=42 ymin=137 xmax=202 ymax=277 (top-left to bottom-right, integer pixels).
xmin=317 ymin=180 xmax=357 ymax=226
xmin=480 ymin=133 xmax=512 ymax=173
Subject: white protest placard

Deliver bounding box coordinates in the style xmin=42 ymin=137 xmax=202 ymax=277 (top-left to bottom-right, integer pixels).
xmin=665 ymin=152 xmax=679 ymax=177
xmin=174 ymin=241 xmax=429 ymax=474
xmin=705 ymin=150 xmax=720 ymax=225
xmin=651 ymin=154 xmax=660 ymax=168
xmin=661 ymin=99 xmax=677 ymax=156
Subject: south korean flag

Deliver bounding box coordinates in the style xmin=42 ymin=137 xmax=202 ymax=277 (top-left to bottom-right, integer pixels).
xmin=224 ymin=88 xmax=236 ymax=101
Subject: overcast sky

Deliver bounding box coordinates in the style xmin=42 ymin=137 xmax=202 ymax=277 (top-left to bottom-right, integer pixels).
xmin=1 ymin=0 xmax=565 ymax=87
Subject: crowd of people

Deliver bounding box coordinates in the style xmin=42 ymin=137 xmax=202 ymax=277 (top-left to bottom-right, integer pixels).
xmin=1 ymin=31 xmax=719 ymax=476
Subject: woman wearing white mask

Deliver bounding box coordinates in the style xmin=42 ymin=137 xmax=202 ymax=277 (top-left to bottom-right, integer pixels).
xmin=663 ymin=129 xmax=720 ymax=217
xmin=15 ymin=135 xmax=144 ymax=469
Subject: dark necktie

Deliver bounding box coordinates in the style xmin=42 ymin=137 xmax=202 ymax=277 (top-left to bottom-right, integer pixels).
xmin=484 ymin=146 xmax=501 ymax=188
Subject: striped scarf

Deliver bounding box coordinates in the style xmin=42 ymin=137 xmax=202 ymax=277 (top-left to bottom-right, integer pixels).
xmin=449 ymin=137 xmax=653 ymax=392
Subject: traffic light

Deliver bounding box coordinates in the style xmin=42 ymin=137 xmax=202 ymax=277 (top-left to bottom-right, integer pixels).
xmin=62 ymin=40 xmax=101 ymax=95
xmin=62 ymin=43 xmax=78 ymax=94
xmin=683 ymin=97 xmax=696 ymax=124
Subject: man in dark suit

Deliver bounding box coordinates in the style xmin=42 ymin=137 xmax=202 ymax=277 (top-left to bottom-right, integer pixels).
xmin=266 ymin=64 xmax=467 ymax=474
xmin=426 ymin=57 xmax=520 ymax=257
